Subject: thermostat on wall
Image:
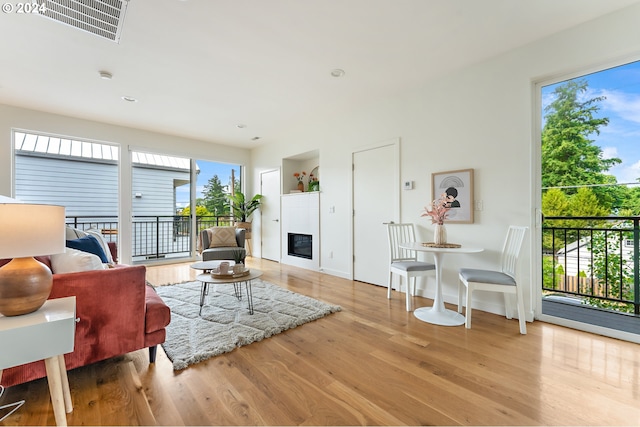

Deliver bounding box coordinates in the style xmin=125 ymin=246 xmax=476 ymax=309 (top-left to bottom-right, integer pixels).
xmin=403 ymin=181 xmax=413 ymax=190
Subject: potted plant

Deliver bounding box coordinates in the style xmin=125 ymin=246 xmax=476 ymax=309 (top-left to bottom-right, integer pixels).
xmin=232 ymin=248 xmax=245 ymax=273
xmin=227 ymin=192 xmax=263 ymax=239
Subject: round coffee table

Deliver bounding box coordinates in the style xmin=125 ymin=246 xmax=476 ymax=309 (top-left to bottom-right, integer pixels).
xmin=195 ymin=270 xmax=263 ymax=315
xmin=190 ymin=260 xmax=235 ymax=272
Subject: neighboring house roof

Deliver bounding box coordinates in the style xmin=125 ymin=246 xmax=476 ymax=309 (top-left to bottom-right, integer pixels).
xmin=14 ymin=131 xmax=192 ymax=171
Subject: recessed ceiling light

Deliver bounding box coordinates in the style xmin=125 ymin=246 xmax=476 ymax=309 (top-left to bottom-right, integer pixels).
xmin=121 ymin=96 xmax=138 ymax=102
xmin=331 ymin=68 xmax=345 ymax=78
xmin=99 ymin=71 xmax=113 ymax=80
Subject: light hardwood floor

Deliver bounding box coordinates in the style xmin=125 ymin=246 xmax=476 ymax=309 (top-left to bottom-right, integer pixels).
xmin=2 ymin=257 xmax=639 ymax=426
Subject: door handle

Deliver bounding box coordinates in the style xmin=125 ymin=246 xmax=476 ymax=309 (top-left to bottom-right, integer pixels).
xmin=273 ymin=219 xmax=279 ymax=222
xmin=382 ymin=221 xmax=395 ymax=225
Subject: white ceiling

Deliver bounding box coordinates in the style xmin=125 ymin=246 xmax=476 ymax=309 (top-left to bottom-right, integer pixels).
xmin=1 ymin=0 xmax=638 ymax=148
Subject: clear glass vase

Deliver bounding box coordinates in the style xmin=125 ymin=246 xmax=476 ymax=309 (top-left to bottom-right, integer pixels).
xmin=434 ymin=223 xmax=447 ymax=245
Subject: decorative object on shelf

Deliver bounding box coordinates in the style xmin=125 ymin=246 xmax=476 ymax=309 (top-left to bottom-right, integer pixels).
xmin=227 ymin=191 xmax=263 ymax=239
xmin=294 ymin=171 xmax=306 ymax=192
xmin=308 ymin=166 xmax=320 ymax=191
xmin=431 ymin=168 xmax=474 ymax=223
xmin=0 ymin=202 xmax=66 ymax=316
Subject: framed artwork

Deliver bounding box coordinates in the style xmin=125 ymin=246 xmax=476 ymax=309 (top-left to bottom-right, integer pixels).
xmin=431 ymin=168 xmax=474 ymax=224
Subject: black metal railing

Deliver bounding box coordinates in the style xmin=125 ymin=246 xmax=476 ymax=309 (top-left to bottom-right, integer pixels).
xmin=542 ymin=216 xmax=640 ymax=315
xmin=65 ymin=215 xmax=234 ymax=261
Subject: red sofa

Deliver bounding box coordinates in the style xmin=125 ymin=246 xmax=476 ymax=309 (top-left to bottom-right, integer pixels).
xmin=0 ymin=244 xmax=171 ymax=387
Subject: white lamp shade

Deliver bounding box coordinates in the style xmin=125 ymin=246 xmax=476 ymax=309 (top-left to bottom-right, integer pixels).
xmin=0 ymin=204 xmax=66 ymax=259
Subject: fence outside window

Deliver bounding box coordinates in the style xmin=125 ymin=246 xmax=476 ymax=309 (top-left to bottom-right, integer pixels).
xmin=66 ymin=215 xmax=235 ymax=261
xmin=542 ymin=216 xmax=640 ymax=316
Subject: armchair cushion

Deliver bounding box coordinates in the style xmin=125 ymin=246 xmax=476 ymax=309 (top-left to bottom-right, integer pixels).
xmin=206 ymin=226 xmax=238 ymax=248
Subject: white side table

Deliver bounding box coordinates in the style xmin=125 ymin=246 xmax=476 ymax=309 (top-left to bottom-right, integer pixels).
xmin=0 ymin=297 xmax=76 ymax=426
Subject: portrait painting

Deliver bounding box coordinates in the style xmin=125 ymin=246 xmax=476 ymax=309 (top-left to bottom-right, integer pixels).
xmin=431 ymin=168 xmax=474 ymax=224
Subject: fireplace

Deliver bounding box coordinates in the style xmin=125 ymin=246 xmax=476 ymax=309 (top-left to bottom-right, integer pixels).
xmin=288 ymin=233 xmax=312 ymax=260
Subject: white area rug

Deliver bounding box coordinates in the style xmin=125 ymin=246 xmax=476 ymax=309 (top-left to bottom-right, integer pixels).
xmin=154 ymin=280 xmax=341 ymax=370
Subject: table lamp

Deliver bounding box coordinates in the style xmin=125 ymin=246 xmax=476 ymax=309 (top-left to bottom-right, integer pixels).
xmin=0 ymin=203 xmax=65 ymax=316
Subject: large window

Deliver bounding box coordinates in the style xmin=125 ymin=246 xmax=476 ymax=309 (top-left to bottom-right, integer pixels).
xmin=540 ymin=60 xmax=640 ymax=322
xmin=14 ymin=131 xmax=120 ymax=239
xmin=13 ymin=130 xmax=242 ymax=263
xmin=127 ymin=152 xmax=241 ymax=261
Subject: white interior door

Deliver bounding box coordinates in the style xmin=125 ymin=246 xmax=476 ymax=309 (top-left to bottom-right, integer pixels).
xmin=260 ymin=169 xmax=281 ymax=262
xmin=353 ymin=140 xmax=399 ymax=286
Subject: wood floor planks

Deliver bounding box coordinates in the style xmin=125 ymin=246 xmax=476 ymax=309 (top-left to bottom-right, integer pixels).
xmin=2 ymin=257 xmax=640 ymax=425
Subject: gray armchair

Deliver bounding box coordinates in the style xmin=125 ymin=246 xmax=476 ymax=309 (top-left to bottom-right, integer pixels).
xmin=200 ymin=227 xmax=246 ymax=262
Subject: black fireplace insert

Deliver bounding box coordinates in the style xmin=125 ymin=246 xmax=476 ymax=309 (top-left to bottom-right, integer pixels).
xmin=288 ymin=233 xmax=312 ymax=259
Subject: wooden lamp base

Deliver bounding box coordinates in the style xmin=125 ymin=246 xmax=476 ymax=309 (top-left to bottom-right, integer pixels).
xmin=0 ymin=257 xmax=53 ymax=316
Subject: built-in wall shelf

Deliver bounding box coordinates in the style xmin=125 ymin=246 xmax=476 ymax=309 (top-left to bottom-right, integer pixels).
xmin=282 ymin=150 xmax=319 ymax=194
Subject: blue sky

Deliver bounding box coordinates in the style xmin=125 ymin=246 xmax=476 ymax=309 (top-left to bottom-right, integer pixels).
xmin=175 ymin=160 xmax=240 ymax=209
xmin=542 ymin=60 xmax=640 ymax=184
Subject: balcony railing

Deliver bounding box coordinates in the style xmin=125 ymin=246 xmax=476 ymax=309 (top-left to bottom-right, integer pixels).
xmin=65 ymin=215 xmax=235 ymax=261
xmin=543 ymin=216 xmax=640 ymax=316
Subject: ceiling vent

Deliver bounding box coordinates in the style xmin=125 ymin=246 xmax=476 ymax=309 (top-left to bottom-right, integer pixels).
xmin=40 ymin=0 xmax=130 ymax=43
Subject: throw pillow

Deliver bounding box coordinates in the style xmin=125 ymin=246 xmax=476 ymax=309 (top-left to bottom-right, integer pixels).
xmin=207 ymin=226 xmax=238 ymax=248
xmin=66 ymin=235 xmax=109 ymax=263
xmin=51 ymin=248 xmax=106 ymax=274
xmin=84 ymin=228 xmax=114 ymax=264
xmin=65 ymin=226 xmax=87 ymax=240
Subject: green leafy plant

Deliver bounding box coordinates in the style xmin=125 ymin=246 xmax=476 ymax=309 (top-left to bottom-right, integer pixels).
xmin=226 ymin=192 xmax=263 ymax=222
xmin=588 ymin=224 xmax=634 ymax=313
xmin=232 ymin=248 xmax=245 ymax=264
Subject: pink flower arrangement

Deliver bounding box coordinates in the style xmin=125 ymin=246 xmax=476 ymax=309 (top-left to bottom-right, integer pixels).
xmin=421 ymin=193 xmax=451 ymax=225
xmin=294 ymin=171 xmax=306 ymax=182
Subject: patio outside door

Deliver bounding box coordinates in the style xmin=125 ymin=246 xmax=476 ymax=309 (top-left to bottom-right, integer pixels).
xmin=352 ymin=139 xmax=400 ymax=286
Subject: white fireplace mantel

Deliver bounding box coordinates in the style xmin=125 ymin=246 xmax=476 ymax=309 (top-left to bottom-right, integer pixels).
xmin=280 ymin=192 xmax=320 ymax=270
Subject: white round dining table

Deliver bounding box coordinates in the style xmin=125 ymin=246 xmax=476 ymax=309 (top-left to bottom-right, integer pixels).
xmin=399 ymin=242 xmax=484 ymax=326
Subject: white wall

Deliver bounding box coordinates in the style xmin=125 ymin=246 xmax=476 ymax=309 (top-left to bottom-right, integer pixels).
xmin=2 ymin=4 xmax=640 ymax=321
xmin=0 ymin=104 xmax=251 ymax=264
xmin=251 ymin=3 xmax=640 ymax=321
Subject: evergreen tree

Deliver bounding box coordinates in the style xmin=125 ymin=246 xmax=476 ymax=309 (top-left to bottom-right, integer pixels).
xmin=541 ymin=188 xmax=571 ymax=251
xmin=568 ymin=187 xmax=608 ymax=218
xmin=541 ymin=79 xmax=620 ymax=208
xmin=542 ymin=188 xmax=569 ymax=217
xmin=202 ymin=175 xmax=230 ymax=216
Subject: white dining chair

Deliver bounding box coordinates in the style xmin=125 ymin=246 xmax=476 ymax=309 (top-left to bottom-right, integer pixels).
xmin=457 ymin=226 xmax=528 ymax=334
xmin=387 ymin=223 xmax=436 ymax=311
